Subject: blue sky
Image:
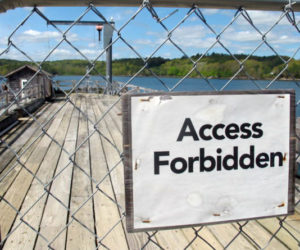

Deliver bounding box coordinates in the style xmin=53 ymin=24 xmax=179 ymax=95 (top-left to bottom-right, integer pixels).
xmin=0 ymin=5 xmax=299 ymax=61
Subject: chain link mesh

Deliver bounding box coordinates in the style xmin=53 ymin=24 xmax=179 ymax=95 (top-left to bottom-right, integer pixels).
xmin=0 ymin=1 xmax=300 ymax=249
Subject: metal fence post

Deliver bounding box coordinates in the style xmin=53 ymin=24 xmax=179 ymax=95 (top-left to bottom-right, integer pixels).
xmin=106 ymin=38 xmax=112 ymax=94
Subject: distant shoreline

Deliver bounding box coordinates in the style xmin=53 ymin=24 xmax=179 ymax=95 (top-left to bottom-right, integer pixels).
xmin=57 ymin=74 xmax=299 ymax=81
xmin=2 ymin=53 xmax=299 ymax=80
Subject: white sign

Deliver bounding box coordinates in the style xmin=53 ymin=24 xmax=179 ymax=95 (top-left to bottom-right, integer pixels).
xmin=122 ymin=90 xmax=295 ymax=232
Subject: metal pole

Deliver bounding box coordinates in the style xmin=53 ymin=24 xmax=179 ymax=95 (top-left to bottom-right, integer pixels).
xmin=49 ymin=20 xmax=115 ymax=95
xmin=106 ymin=38 xmax=112 ymax=94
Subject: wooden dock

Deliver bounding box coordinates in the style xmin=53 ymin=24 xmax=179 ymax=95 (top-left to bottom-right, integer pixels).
xmin=0 ymin=93 xmax=299 ymax=250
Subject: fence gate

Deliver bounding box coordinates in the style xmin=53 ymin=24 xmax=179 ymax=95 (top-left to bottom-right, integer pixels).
xmin=0 ymin=0 xmax=300 ymax=249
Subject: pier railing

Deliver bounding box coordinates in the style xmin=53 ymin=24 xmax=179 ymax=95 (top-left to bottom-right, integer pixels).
xmin=54 ymin=79 xmax=158 ymax=95
xmin=0 ymin=1 xmax=300 ymax=249
xmin=0 ymin=82 xmax=46 ymax=115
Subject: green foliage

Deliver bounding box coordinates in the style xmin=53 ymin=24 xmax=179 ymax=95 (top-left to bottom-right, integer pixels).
xmin=0 ymin=54 xmax=299 ymax=80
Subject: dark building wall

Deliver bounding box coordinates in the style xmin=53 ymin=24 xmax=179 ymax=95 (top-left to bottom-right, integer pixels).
xmin=6 ymin=67 xmax=52 ymax=99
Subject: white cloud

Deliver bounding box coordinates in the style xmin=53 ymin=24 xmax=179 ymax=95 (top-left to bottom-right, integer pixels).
xmin=81 ymin=49 xmax=100 ymax=56
xmin=237 ymin=10 xmax=290 ymax=27
xmin=52 ymin=48 xmax=73 ymax=57
xmin=135 ymin=39 xmax=156 ymax=46
xmin=237 ymin=50 xmax=245 ymax=54
xmin=170 ymin=25 xmax=221 ymax=49
xmin=112 ymin=8 xmax=136 ymax=21
xmin=65 ymin=33 xmax=78 ymax=42
xmin=171 ymin=25 xmax=206 ymax=45
xmin=222 ymin=28 xmax=299 ymax=46
xmin=202 ymin=9 xmax=220 ymax=15
xmin=0 ymin=37 xmax=7 ymax=46
xmin=188 ymin=16 xmax=199 ymax=22
xmin=270 ymin=33 xmax=299 ymax=44
xmin=0 ymin=47 xmax=28 ymax=60
xmin=223 ymin=30 xmax=261 ymax=42
xmin=162 ymin=52 xmax=171 ymax=58
xmin=140 ymin=25 xmax=221 ymax=51
xmin=0 ymin=47 xmax=8 ymax=55
xmin=52 ymin=47 xmax=106 ymax=59
xmin=14 ymin=29 xmax=78 ymax=44
xmin=88 ymin=42 xmax=98 ymax=48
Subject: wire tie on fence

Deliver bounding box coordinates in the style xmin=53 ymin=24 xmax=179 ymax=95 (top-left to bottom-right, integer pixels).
xmin=195 ymin=8 xmax=207 ymax=23
xmin=234 ymin=7 xmax=243 ymax=17
xmin=7 ymin=39 xmax=12 ymax=48
xmin=241 ymin=8 xmax=254 ymax=25
xmin=188 ymin=4 xmax=197 ymax=15
xmin=147 ymin=4 xmax=160 ymax=23
xmin=286 ymin=7 xmax=296 ymax=25
xmin=285 ymin=6 xmax=300 ymax=33
xmin=143 ymin=0 xmax=150 ymax=7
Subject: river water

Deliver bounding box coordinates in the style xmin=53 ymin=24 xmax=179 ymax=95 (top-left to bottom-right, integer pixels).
xmin=54 ymin=75 xmax=300 ymax=116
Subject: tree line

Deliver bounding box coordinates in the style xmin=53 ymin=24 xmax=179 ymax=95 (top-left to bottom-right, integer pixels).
xmin=0 ymin=53 xmax=299 ymax=79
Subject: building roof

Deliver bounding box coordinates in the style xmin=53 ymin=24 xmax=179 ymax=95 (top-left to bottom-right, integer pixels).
xmin=4 ymin=65 xmax=52 ymax=78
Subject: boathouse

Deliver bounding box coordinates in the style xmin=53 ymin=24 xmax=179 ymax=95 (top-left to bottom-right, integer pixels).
xmin=4 ymin=65 xmax=53 ymax=100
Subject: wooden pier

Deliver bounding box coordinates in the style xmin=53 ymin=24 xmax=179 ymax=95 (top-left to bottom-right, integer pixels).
xmin=0 ymin=93 xmax=299 ymax=249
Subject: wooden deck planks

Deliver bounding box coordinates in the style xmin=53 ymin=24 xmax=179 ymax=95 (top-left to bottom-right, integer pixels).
xmin=97 ymin=96 xmax=157 ymax=249
xmin=0 ymin=93 xmax=299 ymax=250
xmin=0 ymin=100 xmax=68 ymax=241
xmin=231 ymin=220 xmax=288 ymax=249
xmin=35 ymin=97 xmax=80 ymax=249
xmin=3 ymin=100 xmax=75 ymax=250
xmin=99 ymin=97 xmax=157 ymax=249
xmin=256 ymin=216 xmax=300 ymax=249
xmin=87 ymin=95 xmax=129 ymax=249
xmin=0 ymin=101 xmax=62 ymax=203
xmin=66 ymin=95 xmax=96 ymax=250
xmin=0 ymin=103 xmax=52 ymax=175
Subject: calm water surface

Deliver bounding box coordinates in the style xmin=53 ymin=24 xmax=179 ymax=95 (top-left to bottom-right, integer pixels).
xmin=54 ymin=75 xmax=300 ymax=116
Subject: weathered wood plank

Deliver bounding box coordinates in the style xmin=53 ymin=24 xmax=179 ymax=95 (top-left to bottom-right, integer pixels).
xmin=3 ymin=100 xmax=74 ymax=250
xmin=87 ymin=95 xmax=128 ymax=249
xmin=0 ymin=102 xmax=60 ymax=199
xmin=0 ymin=100 xmax=68 ymax=241
xmin=0 ymin=103 xmax=50 ymax=174
xmin=231 ymin=220 xmax=288 ymax=249
xmin=35 ymin=96 xmax=80 ymax=249
xmin=0 ymin=120 xmax=21 ymax=145
xmin=66 ymin=95 xmax=96 ymax=250
xmin=96 ymin=96 xmax=158 ymax=249
xmin=284 ymin=211 xmax=300 ymax=233
xmin=179 ymin=227 xmax=223 ymax=249
xmin=257 ymin=215 xmax=300 ymax=249
xmin=155 ymin=229 xmax=193 ymax=249
xmin=203 ymin=222 xmax=257 ymax=249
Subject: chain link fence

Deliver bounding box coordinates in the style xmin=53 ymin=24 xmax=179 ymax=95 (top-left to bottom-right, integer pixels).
xmin=0 ymin=0 xmax=300 ymax=249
